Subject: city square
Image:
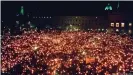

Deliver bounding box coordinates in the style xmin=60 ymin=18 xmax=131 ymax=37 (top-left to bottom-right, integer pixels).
xmin=1 ymin=1 xmax=133 ymax=75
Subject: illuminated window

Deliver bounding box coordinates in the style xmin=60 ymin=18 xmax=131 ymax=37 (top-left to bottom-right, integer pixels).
xmin=98 ymin=29 xmax=100 ymax=31
xmin=129 ymin=23 xmax=132 ymax=26
xmin=129 ymin=30 xmax=132 ymax=34
xmin=47 ymin=17 xmax=48 ymax=18
xmin=121 ymin=23 xmax=125 ymax=27
xmin=116 ymin=23 xmax=119 ymax=27
xmin=111 ymin=23 xmax=114 ymax=27
xmin=116 ymin=29 xmax=119 ymax=32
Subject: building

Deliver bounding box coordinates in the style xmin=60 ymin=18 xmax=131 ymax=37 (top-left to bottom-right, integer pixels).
xmin=14 ymin=3 xmax=133 ymax=35
xmin=108 ymin=12 xmax=133 ymax=34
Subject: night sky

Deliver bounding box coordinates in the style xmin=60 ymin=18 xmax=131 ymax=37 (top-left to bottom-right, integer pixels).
xmin=1 ymin=1 xmax=133 ymax=20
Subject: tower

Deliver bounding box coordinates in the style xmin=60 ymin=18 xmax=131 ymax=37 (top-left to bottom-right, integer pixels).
xmin=117 ymin=1 xmax=119 ymax=9
xmin=15 ymin=6 xmax=25 ymax=25
xmin=20 ymin=6 xmax=24 ymax=15
xmin=15 ymin=6 xmax=26 ymax=32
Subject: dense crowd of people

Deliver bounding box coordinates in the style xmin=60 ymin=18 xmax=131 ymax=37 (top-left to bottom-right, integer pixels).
xmin=1 ymin=29 xmax=133 ymax=75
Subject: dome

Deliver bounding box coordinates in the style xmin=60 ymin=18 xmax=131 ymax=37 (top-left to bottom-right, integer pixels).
xmin=105 ymin=3 xmax=112 ymax=10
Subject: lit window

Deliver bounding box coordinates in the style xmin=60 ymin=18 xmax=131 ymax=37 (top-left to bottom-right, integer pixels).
xmin=121 ymin=23 xmax=125 ymax=27
xmin=50 ymin=17 xmax=51 ymax=18
xmin=129 ymin=30 xmax=132 ymax=34
xmin=129 ymin=23 xmax=132 ymax=26
xmin=116 ymin=23 xmax=119 ymax=27
xmin=116 ymin=29 xmax=119 ymax=32
xmin=111 ymin=23 xmax=114 ymax=27
xmin=47 ymin=17 xmax=48 ymax=18
xmin=98 ymin=29 xmax=100 ymax=31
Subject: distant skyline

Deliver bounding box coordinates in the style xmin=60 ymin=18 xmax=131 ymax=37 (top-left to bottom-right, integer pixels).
xmin=2 ymin=1 xmax=133 ymax=20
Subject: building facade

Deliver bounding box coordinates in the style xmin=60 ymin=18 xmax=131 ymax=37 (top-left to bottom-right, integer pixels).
xmin=13 ymin=5 xmax=133 ymax=35
xmin=108 ymin=12 xmax=133 ymax=34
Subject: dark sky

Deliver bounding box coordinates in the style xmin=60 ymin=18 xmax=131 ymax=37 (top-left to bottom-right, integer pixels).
xmin=1 ymin=1 xmax=133 ymax=17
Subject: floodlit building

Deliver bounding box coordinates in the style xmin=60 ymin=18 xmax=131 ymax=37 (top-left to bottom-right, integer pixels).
xmin=108 ymin=12 xmax=133 ymax=34
xmin=14 ymin=2 xmax=133 ymax=35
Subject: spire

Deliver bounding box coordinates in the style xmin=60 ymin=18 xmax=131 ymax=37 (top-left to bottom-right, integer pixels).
xmin=20 ymin=6 xmax=24 ymax=15
xmin=117 ymin=1 xmax=119 ymax=9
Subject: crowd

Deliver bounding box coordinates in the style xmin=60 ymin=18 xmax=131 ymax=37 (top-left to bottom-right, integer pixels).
xmin=1 ymin=29 xmax=133 ymax=75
